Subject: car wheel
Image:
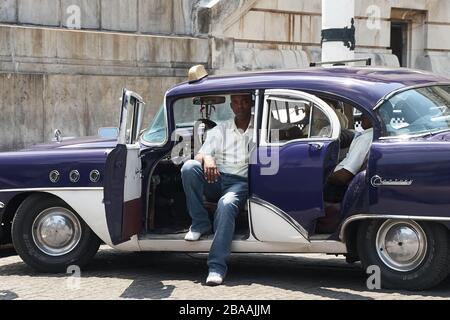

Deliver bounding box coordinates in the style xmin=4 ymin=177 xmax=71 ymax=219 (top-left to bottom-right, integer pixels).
xmin=12 ymin=194 xmax=101 ymax=273
xmin=357 ymin=219 xmax=450 ymax=290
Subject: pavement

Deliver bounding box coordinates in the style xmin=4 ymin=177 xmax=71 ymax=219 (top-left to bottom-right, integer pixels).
xmin=1 ymin=245 xmax=450 ymax=300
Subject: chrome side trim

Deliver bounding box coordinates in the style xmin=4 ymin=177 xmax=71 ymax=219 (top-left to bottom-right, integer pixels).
xmin=0 ymin=202 xmax=4 ymax=209
xmin=0 ymin=187 xmax=104 ymax=193
xmin=246 ymin=198 xmax=259 ymax=241
xmin=260 ymin=89 xmax=341 ymax=147
xmin=339 ymin=214 xmax=450 ymax=241
xmin=253 ymin=89 xmax=260 ymax=144
xmin=249 ymin=197 xmax=309 ymax=240
xmin=377 ymin=130 xmax=450 ymax=141
xmin=136 ymin=238 xmax=347 ymax=254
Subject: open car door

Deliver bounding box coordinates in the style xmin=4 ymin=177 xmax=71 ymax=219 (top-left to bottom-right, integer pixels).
xmin=104 ymin=89 xmax=145 ymax=245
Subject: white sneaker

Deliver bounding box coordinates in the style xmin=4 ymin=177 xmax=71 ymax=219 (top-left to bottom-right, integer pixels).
xmin=184 ymin=230 xmax=202 ymax=241
xmin=206 ymin=272 xmax=224 ymax=286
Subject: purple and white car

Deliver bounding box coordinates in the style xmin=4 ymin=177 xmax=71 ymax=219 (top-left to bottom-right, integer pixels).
xmin=1 ymin=65 xmax=450 ymax=290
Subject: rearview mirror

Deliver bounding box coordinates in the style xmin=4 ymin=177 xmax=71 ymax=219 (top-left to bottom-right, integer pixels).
xmin=192 ymin=96 xmax=226 ymax=105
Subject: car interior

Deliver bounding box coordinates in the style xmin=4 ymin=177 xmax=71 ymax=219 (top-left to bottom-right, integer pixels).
xmin=142 ymin=92 xmax=372 ymax=238
xmin=142 ymin=94 xmax=250 ymax=239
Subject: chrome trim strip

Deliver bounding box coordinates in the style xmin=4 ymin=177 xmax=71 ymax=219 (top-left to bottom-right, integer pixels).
xmin=247 ymin=198 xmax=260 ymax=241
xmin=0 ymin=187 xmax=104 ymax=193
xmin=136 ymin=239 xmax=347 ymax=254
xmin=260 ymin=137 xmax=336 ymax=148
xmin=249 ymin=197 xmax=309 ymax=240
xmin=377 ymin=130 xmax=450 ymax=141
xmin=260 ymin=89 xmax=341 ymax=147
xmin=0 ymin=202 xmax=4 ymax=209
xmin=339 ymin=214 xmax=450 ymax=241
xmin=253 ymin=89 xmax=260 ymax=144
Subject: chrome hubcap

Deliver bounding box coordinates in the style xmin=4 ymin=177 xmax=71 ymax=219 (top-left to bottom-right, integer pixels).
xmin=32 ymin=207 xmax=82 ymax=256
xmin=376 ymin=220 xmax=427 ymax=272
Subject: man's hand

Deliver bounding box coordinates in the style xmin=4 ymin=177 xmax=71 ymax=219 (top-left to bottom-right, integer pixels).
xmin=195 ymin=154 xmax=220 ymax=183
xmin=328 ymin=169 xmax=354 ymax=186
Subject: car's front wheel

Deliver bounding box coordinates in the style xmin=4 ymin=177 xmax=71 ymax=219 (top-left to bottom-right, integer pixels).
xmin=357 ymin=219 xmax=450 ymax=290
xmin=12 ymin=194 xmax=101 ymax=273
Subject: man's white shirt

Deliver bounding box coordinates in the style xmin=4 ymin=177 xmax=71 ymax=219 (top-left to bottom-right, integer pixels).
xmin=198 ymin=119 xmax=253 ymax=178
xmin=334 ymin=128 xmax=374 ymax=175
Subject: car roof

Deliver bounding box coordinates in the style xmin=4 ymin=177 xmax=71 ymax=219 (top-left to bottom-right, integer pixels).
xmin=166 ymin=67 xmax=450 ymax=113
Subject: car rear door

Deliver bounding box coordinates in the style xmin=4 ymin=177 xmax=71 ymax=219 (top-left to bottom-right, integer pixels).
xmin=249 ymin=89 xmax=341 ymax=241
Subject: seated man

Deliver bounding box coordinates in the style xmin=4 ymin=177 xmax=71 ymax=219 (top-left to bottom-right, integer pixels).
xmin=324 ymin=113 xmax=373 ymax=203
xmin=181 ymin=94 xmax=253 ymax=286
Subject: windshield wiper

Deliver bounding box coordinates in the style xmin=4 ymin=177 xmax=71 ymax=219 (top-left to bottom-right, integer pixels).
xmin=420 ymin=128 xmax=450 ymax=138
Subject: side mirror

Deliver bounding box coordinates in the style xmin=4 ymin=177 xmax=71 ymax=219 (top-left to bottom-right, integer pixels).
xmin=98 ymin=127 xmax=119 ymax=139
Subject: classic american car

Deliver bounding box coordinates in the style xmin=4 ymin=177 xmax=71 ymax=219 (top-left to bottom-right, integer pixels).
xmin=1 ymin=65 xmax=450 ymax=291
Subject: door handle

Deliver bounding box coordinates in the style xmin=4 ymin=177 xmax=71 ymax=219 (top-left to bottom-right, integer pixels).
xmin=308 ymin=142 xmax=324 ymax=151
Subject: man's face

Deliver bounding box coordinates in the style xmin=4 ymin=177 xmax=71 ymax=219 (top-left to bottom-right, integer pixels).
xmin=361 ymin=113 xmax=372 ymax=130
xmin=230 ymin=95 xmax=253 ymax=120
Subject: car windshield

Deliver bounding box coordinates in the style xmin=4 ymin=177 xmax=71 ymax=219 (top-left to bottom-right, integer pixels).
xmin=141 ymin=96 xmax=237 ymax=144
xmin=379 ymin=85 xmax=450 ymax=137
xmin=142 ymin=104 xmax=167 ymax=144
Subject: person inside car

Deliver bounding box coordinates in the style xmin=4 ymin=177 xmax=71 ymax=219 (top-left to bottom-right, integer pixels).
xmin=181 ymin=94 xmax=253 ymax=286
xmin=324 ymin=113 xmax=374 ymax=203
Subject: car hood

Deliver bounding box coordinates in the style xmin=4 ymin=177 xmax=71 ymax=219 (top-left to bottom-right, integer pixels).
xmin=21 ymin=136 xmax=118 ymax=151
xmin=424 ymin=131 xmax=450 ymax=142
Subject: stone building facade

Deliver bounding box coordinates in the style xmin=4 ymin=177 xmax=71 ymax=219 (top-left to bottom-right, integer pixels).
xmin=0 ymin=0 xmax=449 ymax=150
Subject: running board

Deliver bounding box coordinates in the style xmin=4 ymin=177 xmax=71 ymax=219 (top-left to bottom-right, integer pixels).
xmin=139 ymin=233 xmax=249 ymax=241
xmin=136 ymin=238 xmax=347 ymax=254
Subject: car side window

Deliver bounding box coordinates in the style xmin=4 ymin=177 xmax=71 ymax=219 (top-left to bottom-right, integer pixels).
xmin=266 ymin=98 xmax=332 ymax=143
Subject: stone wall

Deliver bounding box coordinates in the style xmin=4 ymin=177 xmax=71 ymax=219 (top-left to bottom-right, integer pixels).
xmin=0 ymin=0 xmax=199 ymax=35
xmin=0 ymin=24 xmax=208 ymax=151
xmin=0 ymin=73 xmax=182 ymax=151
xmin=215 ymin=0 xmax=450 ymax=73
xmin=1 ymin=0 xmax=450 ymax=151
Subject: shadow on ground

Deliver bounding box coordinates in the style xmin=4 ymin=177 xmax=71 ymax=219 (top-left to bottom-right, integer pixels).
xmin=0 ymin=245 xmax=16 ymax=259
xmin=1 ymin=248 xmax=450 ymax=300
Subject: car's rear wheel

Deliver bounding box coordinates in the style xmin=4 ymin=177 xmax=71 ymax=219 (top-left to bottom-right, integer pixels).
xmin=12 ymin=194 xmax=101 ymax=272
xmin=357 ymin=219 xmax=450 ymax=290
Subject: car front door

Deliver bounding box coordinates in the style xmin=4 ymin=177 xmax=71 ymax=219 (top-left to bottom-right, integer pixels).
xmin=249 ymin=89 xmax=341 ymax=242
xmin=104 ymin=89 xmax=145 ymax=245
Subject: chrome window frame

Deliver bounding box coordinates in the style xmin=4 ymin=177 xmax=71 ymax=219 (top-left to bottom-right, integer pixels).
xmin=260 ymin=89 xmax=341 ymax=148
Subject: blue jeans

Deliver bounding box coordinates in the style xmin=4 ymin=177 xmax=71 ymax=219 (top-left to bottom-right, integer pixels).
xmin=181 ymin=160 xmax=248 ymax=276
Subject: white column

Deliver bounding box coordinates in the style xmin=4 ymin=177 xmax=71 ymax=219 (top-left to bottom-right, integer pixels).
xmin=321 ymin=0 xmax=355 ymax=63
